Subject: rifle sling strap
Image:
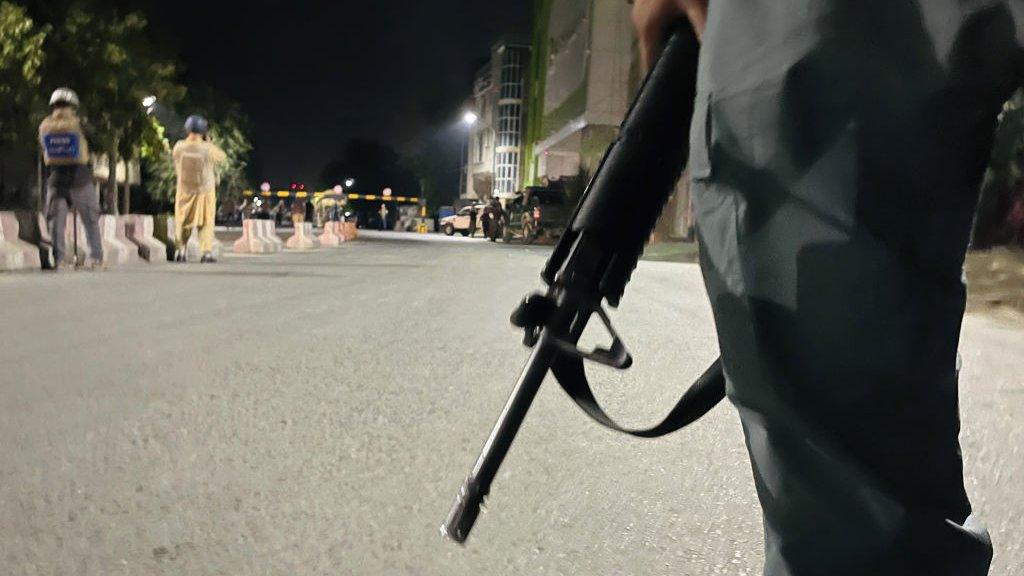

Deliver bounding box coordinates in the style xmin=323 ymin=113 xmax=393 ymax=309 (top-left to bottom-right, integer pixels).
xmin=550 ymin=356 xmax=727 ymax=438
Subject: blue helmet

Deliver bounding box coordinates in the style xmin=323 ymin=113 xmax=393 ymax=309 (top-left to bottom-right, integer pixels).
xmin=184 ymin=115 xmax=209 ymax=135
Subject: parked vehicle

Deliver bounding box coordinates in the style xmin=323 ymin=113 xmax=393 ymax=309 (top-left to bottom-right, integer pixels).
xmin=502 ymin=186 xmax=570 ymax=244
xmin=440 ymin=204 xmax=486 ymax=236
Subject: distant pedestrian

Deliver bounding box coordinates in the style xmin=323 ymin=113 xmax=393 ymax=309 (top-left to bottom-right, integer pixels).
xmin=379 ymin=203 xmax=389 ymax=231
xmin=486 ymin=198 xmax=504 ymax=242
xmin=481 ymin=202 xmax=492 ymax=239
xmin=468 ymin=205 xmax=478 ymax=238
xmin=220 ymin=197 xmax=239 ymax=226
xmin=173 ymin=115 xmax=226 ymax=263
xmin=292 ymin=197 xmax=307 ymax=226
xmin=39 ymin=88 xmax=104 ymax=270
xmin=273 ymin=201 xmax=284 ymax=228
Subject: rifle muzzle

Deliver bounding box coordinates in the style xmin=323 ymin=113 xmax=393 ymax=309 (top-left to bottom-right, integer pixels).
xmin=441 ymin=476 xmax=485 ymax=544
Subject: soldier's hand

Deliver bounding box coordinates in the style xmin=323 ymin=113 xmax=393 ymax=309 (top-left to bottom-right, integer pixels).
xmin=632 ymin=0 xmax=709 ymax=71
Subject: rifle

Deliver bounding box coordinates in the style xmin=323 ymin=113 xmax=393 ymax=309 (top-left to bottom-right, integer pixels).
xmin=442 ymin=25 xmax=727 ymax=544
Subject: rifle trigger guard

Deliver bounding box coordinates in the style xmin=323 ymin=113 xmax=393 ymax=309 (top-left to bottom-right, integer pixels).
xmin=550 ymin=305 xmax=633 ymax=370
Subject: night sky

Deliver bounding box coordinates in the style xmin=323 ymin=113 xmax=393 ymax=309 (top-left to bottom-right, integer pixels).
xmin=147 ymin=1 xmax=533 ymax=188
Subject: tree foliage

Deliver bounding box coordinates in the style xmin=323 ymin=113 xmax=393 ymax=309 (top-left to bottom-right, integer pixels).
xmin=0 ymin=2 xmax=48 ymax=205
xmin=0 ymin=1 xmax=254 ymax=212
xmin=41 ymin=6 xmax=183 ymax=211
xmin=142 ymin=88 xmax=254 ymax=203
xmin=0 ymin=2 xmax=48 ymax=146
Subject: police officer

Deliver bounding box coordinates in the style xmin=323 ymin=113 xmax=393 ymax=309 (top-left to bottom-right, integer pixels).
xmin=634 ymin=1 xmax=1022 ymax=574
xmin=173 ymin=115 xmax=227 ymax=263
xmin=38 ymin=88 xmax=104 ymax=270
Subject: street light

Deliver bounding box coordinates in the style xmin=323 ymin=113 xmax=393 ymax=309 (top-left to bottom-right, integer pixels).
xmin=459 ymin=110 xmax=488 ymax=198
xmin=142 ymin=95 xmax=158 ymax=116
xmin=345 ymin=178 xmax=355 ymax=188
xmin=460 ymin=109 xmax=501 ymax=198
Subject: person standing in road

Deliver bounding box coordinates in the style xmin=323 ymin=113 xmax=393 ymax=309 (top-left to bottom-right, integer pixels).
xmin=173 ymin=115 xmax=227 ymax=263
xmin=291 ymin=197 xmax=307 ymax=227
xmin=481 ymin=201 xmax=492 ymax=239
xmin=468 ymin=205 xmax=478 ymax=238
xmin=379 ymin=203 xmax=389 ymax=231
xmin=272 ymin=200 xmax=284 ymax=228
xmin=634 ymin=0 xmax=1021 ymax=574
xmin=487 ymin=198 xmax=504 ymax=242
xmin=39 ymin=88 xmax=104 ymax=270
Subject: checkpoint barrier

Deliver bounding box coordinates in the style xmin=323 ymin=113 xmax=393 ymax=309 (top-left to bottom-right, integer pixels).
xmin=98 ymin=215 xmax=138 ymax=265
xmin=232 ymin=219 xmax=282 ymax=254
xmin=0 ymin=211 xmax=40 ymax=271
xmin=122 ymin=215 xmax=167 ymax=263
xmin=166 ymin=216 xmax=225 ymax=261
xmin=286 ymin=221 xmax=320 ymax=250
xmin=318 ymin=221 xmax=344 ymax=247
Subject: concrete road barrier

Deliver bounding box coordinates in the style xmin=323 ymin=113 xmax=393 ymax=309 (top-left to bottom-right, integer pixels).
xmin=261 ymin=220 xmax=285 ymax=251
xmin=98 ymin=215 xmax=138 ymax=265
xmin=232 ymin=219 xmax=262 ymax=253
xmin=166 ymin=216 xmax=225 ymax=261
xmin=232 ymin=219 xmax=278 ymax=254
xmin=123 ymin=215 xmax=167 ymax=263
xmin=0 ymin=213 xmax=28 ymax=271
xmin=286 ymin=222 xmax=320 ymax=250
xmin=341 ymin=221 xmax=358 ymax=241
xmin=318 ymin=221 xmax=344 ymax=247
xmin=0 ymin=212 xmax=41 ymax=271
xmin=15 ymin=211 xmax=53 ymax=268
xmin=253 ymin=220 xmax=282 ymax=253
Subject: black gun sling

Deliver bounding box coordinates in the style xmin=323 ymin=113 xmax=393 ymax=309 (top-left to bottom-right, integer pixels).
xmin=551 ymin=355 xmax=726 ymax=438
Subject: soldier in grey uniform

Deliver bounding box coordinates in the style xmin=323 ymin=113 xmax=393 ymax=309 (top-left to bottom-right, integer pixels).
xmin=38 ymin=88 xmax=104 ymax=269
xmin=634 ymin=0 xmax=1023 ymax=574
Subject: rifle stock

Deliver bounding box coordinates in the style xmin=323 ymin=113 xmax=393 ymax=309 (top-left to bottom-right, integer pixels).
xmin=442 ymin=24 xmax=724 ymax=545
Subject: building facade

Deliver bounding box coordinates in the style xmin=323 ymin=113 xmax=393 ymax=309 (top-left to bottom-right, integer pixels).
xmin=463 ymin=40 xmax=530 ymax=201
xmin=522 ymin=0 xmax=695 ymax=240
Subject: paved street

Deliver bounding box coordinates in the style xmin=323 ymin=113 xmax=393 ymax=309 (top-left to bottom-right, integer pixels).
xmin=1 ymin=234 xmax=1022 ymax=575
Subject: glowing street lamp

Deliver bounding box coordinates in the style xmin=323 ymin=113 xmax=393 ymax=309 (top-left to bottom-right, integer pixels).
xmin=344 ymin=178 xmax=355 ymax=188
xmin=462 ymin=111 xmax=479 ymax=126
xmin=142 ymin=95 xmax=158 ymax=116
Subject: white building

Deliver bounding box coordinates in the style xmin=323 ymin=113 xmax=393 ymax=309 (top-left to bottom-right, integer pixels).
xmin=463 ymin=40 xmax=530 ymax=200
xmin=524 ymin=0 xmax=694 ymax=240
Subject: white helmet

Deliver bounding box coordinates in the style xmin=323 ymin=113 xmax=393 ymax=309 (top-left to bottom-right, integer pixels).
xmin=49 ymin=87 xmax=80 ymax=108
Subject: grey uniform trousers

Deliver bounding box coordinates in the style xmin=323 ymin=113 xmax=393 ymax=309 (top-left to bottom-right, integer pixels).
xmin=46 ymin=171 xmax=104 ymax=265
xmin=690 ymin=1 xmax=1023 ymax=574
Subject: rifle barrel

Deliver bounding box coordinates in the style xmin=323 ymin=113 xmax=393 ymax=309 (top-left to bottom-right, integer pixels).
xmin=442 ymin=332 xmax=560 ymax=543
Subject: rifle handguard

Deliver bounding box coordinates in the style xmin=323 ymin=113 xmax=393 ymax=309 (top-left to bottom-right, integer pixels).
xmin=544 ymin=23 xmax=701 ymax=306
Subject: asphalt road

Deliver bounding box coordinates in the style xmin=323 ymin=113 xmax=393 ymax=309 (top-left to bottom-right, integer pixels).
xmin=1 ymin=233 xmax=1022 ymax=575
